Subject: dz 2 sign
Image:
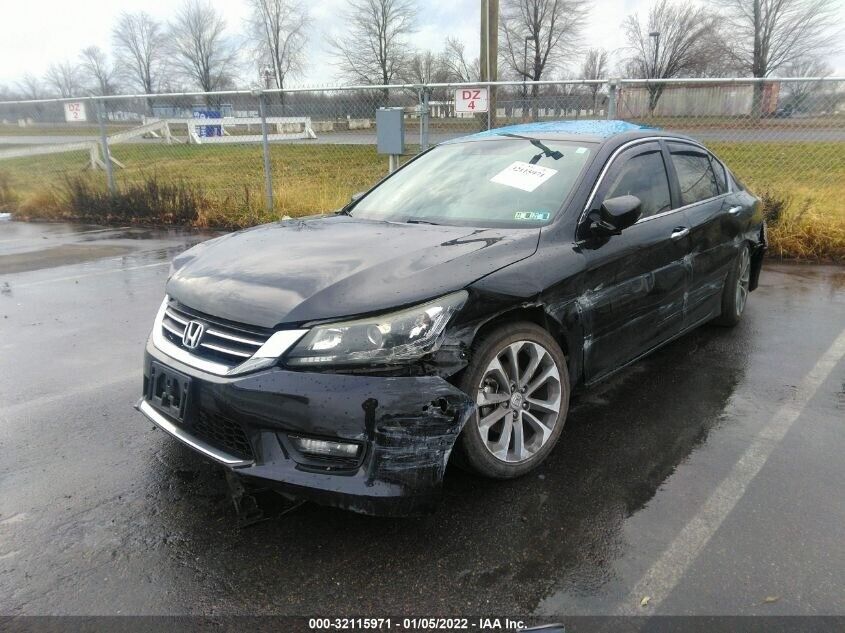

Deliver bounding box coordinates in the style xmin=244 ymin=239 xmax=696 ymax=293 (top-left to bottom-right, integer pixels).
xmin=455 ymin=88 xmax=489 ymax=113
xmin=64 ymin=102 xmax=87 ymax=123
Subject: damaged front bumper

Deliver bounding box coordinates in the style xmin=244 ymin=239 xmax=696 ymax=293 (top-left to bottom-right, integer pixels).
xmin=137 ymin=339 xmax=475 ymax=516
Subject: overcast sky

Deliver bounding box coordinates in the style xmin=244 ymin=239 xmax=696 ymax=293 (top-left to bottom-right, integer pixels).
xmin=0 ymin=0 xmax=843 ymax=90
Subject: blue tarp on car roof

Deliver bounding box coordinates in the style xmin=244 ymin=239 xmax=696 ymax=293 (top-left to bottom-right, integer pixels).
xmin=453 ymin=119 xmax=657 ymax=141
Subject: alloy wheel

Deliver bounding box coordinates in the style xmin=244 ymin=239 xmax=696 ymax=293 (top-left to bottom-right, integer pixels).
xmin=475 ymin=340 xmax=562 ymax=464
xmin=736 ymin=247 xmax=751 ymax=316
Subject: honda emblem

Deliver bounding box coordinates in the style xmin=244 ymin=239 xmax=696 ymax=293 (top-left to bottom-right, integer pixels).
xmin=182 ymin=320 xmax=205 ymax=350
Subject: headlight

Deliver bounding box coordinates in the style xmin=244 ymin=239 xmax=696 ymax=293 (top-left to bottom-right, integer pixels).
xmin=285 ymin=291 xmax=468 ymax=367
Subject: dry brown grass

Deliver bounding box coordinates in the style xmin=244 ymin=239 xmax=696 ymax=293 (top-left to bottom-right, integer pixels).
xmin=759 ymin=190 xmax=845 ymax=261
xmin=0 ymin=171 xmax=17 ymax=211
xmin=710 ymin=141 xmax=845 ymax=262
xmin=0 ymin=144 xmax=390 ymax=228
xmin=16 ymin=190 xmax=64 ymax=219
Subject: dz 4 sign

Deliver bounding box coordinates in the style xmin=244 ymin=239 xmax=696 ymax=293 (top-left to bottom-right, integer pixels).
xmin=455 ymin=88 xmax=489 ymax=113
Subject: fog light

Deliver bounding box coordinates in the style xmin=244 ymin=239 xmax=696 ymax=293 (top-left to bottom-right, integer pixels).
xmin=289 ymin=435 xmax=361 ymax=459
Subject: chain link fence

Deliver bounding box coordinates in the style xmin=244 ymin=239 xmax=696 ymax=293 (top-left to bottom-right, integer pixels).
xmin=1 ymin=78 xmax=843 ymax=255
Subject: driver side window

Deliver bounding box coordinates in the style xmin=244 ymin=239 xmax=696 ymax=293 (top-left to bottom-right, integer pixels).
xmin=605 ymin=150 xmax=672 ymax=220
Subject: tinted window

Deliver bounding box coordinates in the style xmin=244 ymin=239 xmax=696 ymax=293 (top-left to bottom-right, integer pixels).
xmin=710 ymin=156 xmax=728 ymax=193
xmin=352 ymin=139 xmax=593 ymax=228
xmin=670 ymin=149 xmax=720 ymax=205
xmin=729 ymin=169 xmax=746 ymax=191
xmin=604 ymin=150 xmax=671 ymax=219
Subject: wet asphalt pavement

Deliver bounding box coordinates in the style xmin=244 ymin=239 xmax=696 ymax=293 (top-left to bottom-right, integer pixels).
xmin=0 ymin=221 xmax=843 ymax=617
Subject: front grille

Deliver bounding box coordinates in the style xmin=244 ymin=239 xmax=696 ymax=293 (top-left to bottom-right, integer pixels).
xmin=193 ymin=410 xmax=255 ymax=461
xmin=161 ymin=300 xmax=272 ymax=367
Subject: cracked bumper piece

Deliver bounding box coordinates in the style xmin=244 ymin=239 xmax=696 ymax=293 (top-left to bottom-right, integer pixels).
xmin=138 ymin=340 xmax=475 ymax=516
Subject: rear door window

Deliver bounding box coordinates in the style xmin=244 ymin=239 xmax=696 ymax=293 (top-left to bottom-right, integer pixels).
xmin=709 ymin=156 xmax=728 ymax=194
xmin=669 ymin=145 xmax=720 ymax=205
xmin=729 ymin=169 xmax=747 ymax=191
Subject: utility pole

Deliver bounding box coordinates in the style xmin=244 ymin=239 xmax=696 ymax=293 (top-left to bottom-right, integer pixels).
xmin=480 ymin=0 xmax=499 ymax=130
xmin=649 ymin=31 xmax=660 ymax=78
xmin=523 ymin=35 xmax=532 ymax=119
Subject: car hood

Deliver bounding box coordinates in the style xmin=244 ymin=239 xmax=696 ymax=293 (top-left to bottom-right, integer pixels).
xmin=166 ymin=215 xmax=539 ymax=328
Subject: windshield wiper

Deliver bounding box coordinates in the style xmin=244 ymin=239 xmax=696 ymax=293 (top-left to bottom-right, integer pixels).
xmin=405 ymin=219 xmax=441 ymax=225
xmin=527 ymin=139 xmax=564 ymax=165
xmin=501 ymin=133 xmax=563 ymax=164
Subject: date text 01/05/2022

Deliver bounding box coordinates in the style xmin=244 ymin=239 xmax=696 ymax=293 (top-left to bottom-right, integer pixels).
xmin=307 ymin=617 xmax=530 ymax=630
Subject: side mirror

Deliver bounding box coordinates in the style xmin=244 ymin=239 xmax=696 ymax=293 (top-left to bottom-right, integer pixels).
xmin=589 ymin=195 xmax=642 ymax=236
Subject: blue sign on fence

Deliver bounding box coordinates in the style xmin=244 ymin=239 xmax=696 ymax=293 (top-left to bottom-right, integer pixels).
xmin=192 ymin=108 xmax=222 ymax=137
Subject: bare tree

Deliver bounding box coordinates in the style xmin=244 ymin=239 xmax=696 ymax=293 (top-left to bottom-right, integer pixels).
xmin=158 ymin=76 xmax=191 ymax=94
xmin=11 ymin=75 xmax=46 ymax=121
xmin=685 ymin=31 xmax=747 ymax=78
xmin=717 ymin=0 xmax=840 ymax=115
xmin=79 ymin=46 xmax=120 ymax=96
xmin=499 ymin=0 xmax=590 ymax=118
xmin=441 ymin=36 xmax=479 ymax=82
xmin=780 ymin=56 xmax=833 ymax=113
xmin=112 ymin=11 xmax=166 ymax=95
xmin=44 ymin=62 xmax=82 ymax=98
xmin=246 ymin=0 xmax=309 ymax=104
xmin=718 ymin=0 xmax=840 ymax=78
xmin=403 ymin=50 xmax=452 ymax=101
xmin=403 ymin=51 xmax=445 ymax=83
xmin=623 ymin=0 xmax=720 ymax=113
xmin=328 ymin=0 xmax=416 ymax=103
xmin=0 ymin=84 xmax=11 ymax=101
xmin=580 ymin=48 xmax=607 ymax=112
xmin=16 ymin=74 xmax=45 ymax=100
xmin=169 ymin=0 xmax=239 ymax=96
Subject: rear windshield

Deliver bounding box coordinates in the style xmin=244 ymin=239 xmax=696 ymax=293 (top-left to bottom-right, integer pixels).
xmin=351 ymin=138 xmax=594 ymax=228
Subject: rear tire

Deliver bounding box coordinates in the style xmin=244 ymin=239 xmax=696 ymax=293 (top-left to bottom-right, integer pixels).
xmin=713 ymin=243 xmax=751 ymax=327
xmin=455 ymin=322 xmax=570 ymax=479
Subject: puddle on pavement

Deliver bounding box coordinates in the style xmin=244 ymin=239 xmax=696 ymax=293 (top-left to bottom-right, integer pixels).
xmin=0 ymin=244 xmax=134 ymax=274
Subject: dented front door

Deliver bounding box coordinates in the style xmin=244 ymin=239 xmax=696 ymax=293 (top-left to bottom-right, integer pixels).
xmin=577 ymin=141 xmax=693 ymax=382
xmin=580 ymin=213 xmax=692 ymax=381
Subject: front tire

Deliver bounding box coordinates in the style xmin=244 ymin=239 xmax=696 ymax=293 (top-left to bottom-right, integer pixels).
xmin=714 ymin=243 xmax=751 ymax=327
xmin=456 ymin=322 xmax=570 ymax=479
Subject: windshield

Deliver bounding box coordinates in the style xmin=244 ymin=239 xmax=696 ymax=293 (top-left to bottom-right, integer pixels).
xmin=351 ymin=138 xmax=594 ymax=228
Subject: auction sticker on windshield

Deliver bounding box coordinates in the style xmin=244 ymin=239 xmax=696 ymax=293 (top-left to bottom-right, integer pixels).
xmin=490 ymin=161 xmax=558 ymax=192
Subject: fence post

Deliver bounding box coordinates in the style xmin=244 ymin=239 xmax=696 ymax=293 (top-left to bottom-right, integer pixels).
xmin=256 ymin=91 xmax=274 ymax=213
xmin=95 ymin=98 xmax=116 ymax=197
xmin=487 ymin=85 xmax=492 ymax=130
xmin=419 ymin=88 xmax=430 ymax=151
xmin=607 ymin=80 xmax=618 ymax=120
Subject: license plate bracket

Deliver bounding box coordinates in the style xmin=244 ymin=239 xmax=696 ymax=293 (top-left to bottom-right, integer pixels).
xmin=148 ymin=362 xmax=192 ymax=422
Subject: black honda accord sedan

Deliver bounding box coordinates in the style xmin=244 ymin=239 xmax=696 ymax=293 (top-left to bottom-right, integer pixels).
xmin=137 ymin=120 xmax=765 ymax=516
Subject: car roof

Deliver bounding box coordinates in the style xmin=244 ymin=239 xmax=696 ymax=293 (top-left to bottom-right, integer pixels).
xmin=446 ymin=119 xmax=662 ymax=144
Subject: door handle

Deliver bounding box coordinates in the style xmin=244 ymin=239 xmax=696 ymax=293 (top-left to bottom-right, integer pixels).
xmin=670 ymin=227 xmax=690 ymax=239
xmin=728 ymin=205 xmax=743 ymax=215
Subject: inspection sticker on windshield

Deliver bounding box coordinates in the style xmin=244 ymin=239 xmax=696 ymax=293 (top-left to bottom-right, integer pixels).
xmin=514 ymin=211 xmax=550 ymax=221
xmin=490 ymin=161 xmax=558 ymax=192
